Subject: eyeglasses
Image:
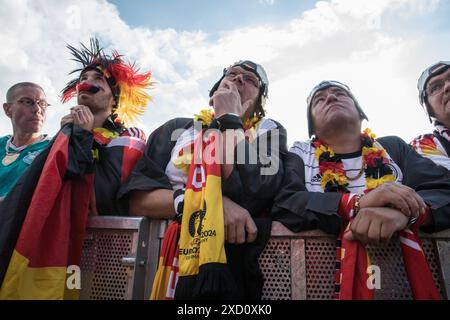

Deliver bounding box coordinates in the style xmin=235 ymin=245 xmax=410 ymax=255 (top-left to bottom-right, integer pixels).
xmin=9 ymin=97 xmax=50 ymax=109
xmin=224 ymin=69 xmax=260 ymax=88
xmin=418 ymin=61 xmax=450 ymax=105
xmin=426 ymin=73 xmax=450 ymax=97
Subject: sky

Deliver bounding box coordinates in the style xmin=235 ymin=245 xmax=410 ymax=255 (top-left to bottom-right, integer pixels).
xmin=0 ymin=0 xmax=449 ymax=146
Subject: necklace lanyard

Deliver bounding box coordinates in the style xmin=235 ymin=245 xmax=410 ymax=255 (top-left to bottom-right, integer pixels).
xmin=2 ymin=135 xmax=44 ymax=166
xmin=345 ymin=160 xmax=365 ymax=181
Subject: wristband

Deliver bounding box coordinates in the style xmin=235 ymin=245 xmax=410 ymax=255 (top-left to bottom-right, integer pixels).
xmin=173 ymin=188 xmax=185 ymax=222
xmin=215 ymin=113 xmax=243 ymax=131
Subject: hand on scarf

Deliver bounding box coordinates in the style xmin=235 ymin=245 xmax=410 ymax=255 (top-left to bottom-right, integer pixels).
xmin=223 ymin=196 xmax=258 ymax=244
xmin=68 ymin=105 xmax=95 ymax=132
xmin=359 ymin=182 xmax=427 ymax=219
xmin=60 ymin=114 xmax=73 ymax=128
xmin=344 ymin=207 xmax=408 ymax=246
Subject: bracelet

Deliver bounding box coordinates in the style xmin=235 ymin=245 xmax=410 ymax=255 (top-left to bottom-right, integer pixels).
xmin=407 ymin=216 xmax=418 ymax=228
xmin=353 ymin=194 xmax=362 ymax=217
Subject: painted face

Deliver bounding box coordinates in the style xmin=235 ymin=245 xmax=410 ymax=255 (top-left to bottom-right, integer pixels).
xmin=426 ymin=67 xmax=450 ymax=126
xmin=310 ymin=86 xmax=360 ymax=134
xmin=77 ymin=69 xmax=115 ymax=113
xmin=6 ymin=86 xmax=47 ymax=134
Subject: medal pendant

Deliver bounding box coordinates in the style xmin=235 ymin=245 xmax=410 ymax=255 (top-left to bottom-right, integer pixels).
xmin=2 ymin=153 xmax=19 ymax=166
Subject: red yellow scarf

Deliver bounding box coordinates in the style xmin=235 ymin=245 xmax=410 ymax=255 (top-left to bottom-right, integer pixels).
xmin=150 ymin=221 xmax=180 ymax=300
xmin=152 ymin=111 xmax=248 ymax=299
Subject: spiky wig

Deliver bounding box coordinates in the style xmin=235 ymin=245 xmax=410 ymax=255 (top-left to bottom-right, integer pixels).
xmin=61 ymin=38 xmax=153 ymax=126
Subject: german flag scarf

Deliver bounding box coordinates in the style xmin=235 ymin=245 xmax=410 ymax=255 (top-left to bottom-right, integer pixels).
xmin=175 ymin=128 xmax=235 ymax=299
xmin=0 ymin=125 xmax=94 ymax=299
xmin=150 ymin=127 xmax=235 ymax=299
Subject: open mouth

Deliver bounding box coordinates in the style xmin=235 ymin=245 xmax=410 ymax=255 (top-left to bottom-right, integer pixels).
xmin=77 ymin=83 xmax=100 ymax=94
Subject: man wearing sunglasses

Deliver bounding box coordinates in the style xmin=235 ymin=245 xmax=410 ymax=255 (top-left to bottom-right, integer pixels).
xmin=411 ymin=61 xmax=450 ymax=170
xmin=0 ymin=82 xmax=51 ymax=200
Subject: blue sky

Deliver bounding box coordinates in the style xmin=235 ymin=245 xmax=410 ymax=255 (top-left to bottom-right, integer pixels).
xmin=109 ymin=0 xmax=317 ymax=33
xmin=108 ymin=0 xmax=450 ymax=37
xmin=0 ymin=0 xmax=449 ymax=144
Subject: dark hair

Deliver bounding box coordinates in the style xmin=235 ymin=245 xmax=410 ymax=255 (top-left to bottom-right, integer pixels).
xmin=6 ymin=82 xmax=45 ymax=102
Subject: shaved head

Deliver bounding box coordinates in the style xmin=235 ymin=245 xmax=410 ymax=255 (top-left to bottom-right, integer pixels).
xmin=6 ymin=82 xmax=45 ymax=102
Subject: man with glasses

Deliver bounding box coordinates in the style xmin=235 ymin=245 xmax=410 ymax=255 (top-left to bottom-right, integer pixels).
xmin=120 ymin=60 xmax=287 ymax=299
xmin=0 ymin=82 xmax=51 ymax=200
xmin=411 ymin=61 xmax=450 ymax=170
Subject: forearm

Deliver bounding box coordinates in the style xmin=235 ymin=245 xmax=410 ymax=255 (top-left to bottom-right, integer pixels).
xmin=272 ymin=191 xmax=343 ymax=234
xmin=129 ymin=189 xmax=175 ymax=219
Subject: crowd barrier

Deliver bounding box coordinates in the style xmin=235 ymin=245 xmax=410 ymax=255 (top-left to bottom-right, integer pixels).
xmin=79 ymin=217 xmax=450 ymax=300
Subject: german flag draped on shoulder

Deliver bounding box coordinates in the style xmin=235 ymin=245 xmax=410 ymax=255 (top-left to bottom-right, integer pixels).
xmin=0 ymin=124 xmax=95 ymax=299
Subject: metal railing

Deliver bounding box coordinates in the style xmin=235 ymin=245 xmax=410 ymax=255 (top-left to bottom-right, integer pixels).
xmin=260 ymin=222 xmax=450 ymax=300
xmin=80 ymin=217 xmax=450 ymax=300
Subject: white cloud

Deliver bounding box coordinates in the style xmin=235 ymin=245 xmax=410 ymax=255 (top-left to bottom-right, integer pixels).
xmin=0 ymin=0 xmax=447 ymax=147
xmin=258 ymin=0 xmax=276 ymax=5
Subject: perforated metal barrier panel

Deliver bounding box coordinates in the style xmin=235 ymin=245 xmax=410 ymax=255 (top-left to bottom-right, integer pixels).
xmin=304 ymin=239 xmax=335 ymax=300
xmin=80 ymin=218 xmax=450 ymax=300
xmin=79 ymin=216 xmax=160 ymax=300
xmin=260 ymin=223 xmax=450 ymax=300
xmin=80 ymin=231 xmax=134 ymax=300
xmin=259 ymin=239 xmax=292 ymax=300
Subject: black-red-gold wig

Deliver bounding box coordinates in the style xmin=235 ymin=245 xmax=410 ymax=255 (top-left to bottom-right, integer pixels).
xmin=62 ymin=38 xmax=153 ymax=126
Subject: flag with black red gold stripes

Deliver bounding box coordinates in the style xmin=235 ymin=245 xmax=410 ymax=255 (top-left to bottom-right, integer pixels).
xmin=0 ymin=125 xmax=94 ymax=299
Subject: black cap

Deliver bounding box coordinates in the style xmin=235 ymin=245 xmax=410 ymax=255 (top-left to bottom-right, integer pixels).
xmin=306 ymin=80 xmax=368 ymax=137
xmin=209 ymin=60 xmax=268 ymax=98
xmin=417 ymin=61 xmax=450 ymax=120
xmin=209 ymin=60 xmax=269 ymax=119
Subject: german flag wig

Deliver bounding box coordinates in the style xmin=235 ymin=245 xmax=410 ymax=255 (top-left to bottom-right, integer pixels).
xmin=61 ymin=38 xmax=153 ymax=127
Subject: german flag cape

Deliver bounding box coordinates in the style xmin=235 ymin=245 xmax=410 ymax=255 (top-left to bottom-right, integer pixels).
xmin=174 ymin=129 xmax=235 ymax=299
xmin=0 ymin=125 xmax=94 ymax=299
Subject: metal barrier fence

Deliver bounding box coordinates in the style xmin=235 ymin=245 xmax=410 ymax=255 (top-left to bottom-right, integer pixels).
xmin=259 ymin=222 xmax=450 ymax=300
xmin=80 ymin=217 xmax=450 ymax=300
xmin=80 ymin=216 xmax=160 ymax=300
